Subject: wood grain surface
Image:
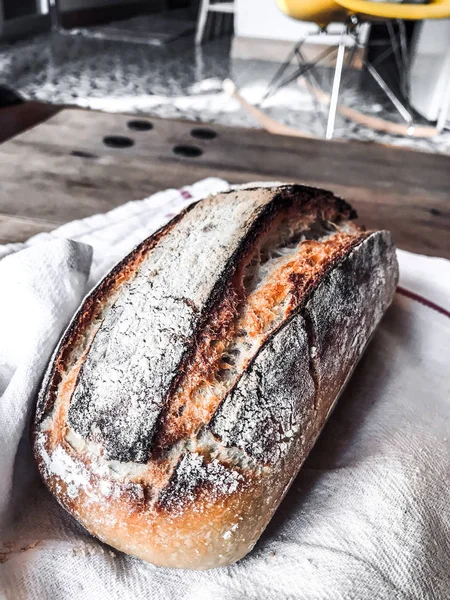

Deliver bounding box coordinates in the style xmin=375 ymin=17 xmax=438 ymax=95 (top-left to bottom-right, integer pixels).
xmin=0 ymin=108 xmax=448 ymax=257
xmin=0 ymin=102 xmax=59 ymax=144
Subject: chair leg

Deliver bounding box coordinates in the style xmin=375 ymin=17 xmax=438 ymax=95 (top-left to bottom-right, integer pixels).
xmin=194 ymin=45 xmax=205 ymax=82
xmin=296 ymin=46 xmax=328 ymax=127
xmin=277 ymin=47 xmax=336 ymax=90
xmin=50 ymin=0 xmax=61 ymax=31
xmin=326 ymin=28 xmax=347 ymax=140
xmin=341 ymin=27 xmax=360 ymax=88
xmin=360 ymin=20 xmax=414 ymax=130
xmin=437 ymin=92 xmax=450 ymax=133
xmin=195 ymin=0 xmax=209 ymax=46
xmin=386 ymin=21 xmax=403 ymax=87
xmin=263 ymin=43 xmax=336 ymax=105
xmin=365 ymin=60 xmax=413 ymax=125
xmin=262 ymin=39 xmax=307 ymax=103
xmin=397 ymin=19 xmax=411 ymax=100
xmin=386 ymin=19 xmax=412 ymax=111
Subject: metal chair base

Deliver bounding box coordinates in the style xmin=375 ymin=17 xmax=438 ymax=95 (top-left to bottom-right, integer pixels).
xmin=262 ymin=20 xmax=426 ymax=139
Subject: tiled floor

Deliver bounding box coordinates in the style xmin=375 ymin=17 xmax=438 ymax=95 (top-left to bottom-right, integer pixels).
xmin=0 ymin=22 xmax=449 ymax=154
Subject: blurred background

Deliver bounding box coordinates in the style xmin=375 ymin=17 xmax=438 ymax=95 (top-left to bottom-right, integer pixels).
xmin=0 ymin=0 xmax=449 ymax=153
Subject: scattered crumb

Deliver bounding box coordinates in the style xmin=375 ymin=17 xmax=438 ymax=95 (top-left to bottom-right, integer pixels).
xmin=19 ymin=541 xmax=40 ymax=553
xmin=0 ymin=540 xmax=40 ymax=563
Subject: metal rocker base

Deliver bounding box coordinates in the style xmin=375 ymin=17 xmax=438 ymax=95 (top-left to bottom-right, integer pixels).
xmin=260 ymin=19 xmax=442 ymax=139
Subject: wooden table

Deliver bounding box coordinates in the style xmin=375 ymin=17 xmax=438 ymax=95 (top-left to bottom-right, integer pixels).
xmin=0 ymin=108 xmax=449 ymax=257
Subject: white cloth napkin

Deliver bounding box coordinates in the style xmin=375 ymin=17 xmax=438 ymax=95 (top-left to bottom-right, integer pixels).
xmin=1 ymin=178 xmax=449 ymax=600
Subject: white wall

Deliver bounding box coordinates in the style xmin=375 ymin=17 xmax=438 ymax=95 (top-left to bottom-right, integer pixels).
xmin=235 ymin=0 xmax=315 ymax=41
xmin=410 ymin=19 xmax=450 ymax=122
xmin=415 ymin=19 xmax=450 ymax=55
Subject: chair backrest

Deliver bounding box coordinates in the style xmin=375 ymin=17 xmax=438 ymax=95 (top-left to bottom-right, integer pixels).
xmin=276 ymin=0 xmax=349 ymax=25
xmin=334 ymin=0 xmax=450 ymax=20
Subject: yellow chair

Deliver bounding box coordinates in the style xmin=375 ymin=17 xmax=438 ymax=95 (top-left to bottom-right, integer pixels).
xmin=334 ymin=0 xmax=450 ymax=20
xmin=277 ymin=0 xmax=348 ymax=24
xmin=265 ymin=0 xmax=450 ymax=138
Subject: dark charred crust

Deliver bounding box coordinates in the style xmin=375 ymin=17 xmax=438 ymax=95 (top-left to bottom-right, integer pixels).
xmin=274 ymin=185 xmax=358 ymax=223
xmin=212 ymin=184 xmax=357 ymax=223
xmin=155 ymin=454 xmax=189 ymax=511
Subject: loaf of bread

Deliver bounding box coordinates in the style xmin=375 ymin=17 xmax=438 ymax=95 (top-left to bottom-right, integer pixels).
xmin=33 ymin=184 xmax=398 ymax=570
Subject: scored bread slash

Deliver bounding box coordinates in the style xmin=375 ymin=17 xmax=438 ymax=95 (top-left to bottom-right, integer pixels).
xmin=32 ymin=184 xmax=398 ymax=569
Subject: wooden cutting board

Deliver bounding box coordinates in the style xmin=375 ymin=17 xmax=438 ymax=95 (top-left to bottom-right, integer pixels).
xmin=0 ymin=108 xmax=448 ymax=258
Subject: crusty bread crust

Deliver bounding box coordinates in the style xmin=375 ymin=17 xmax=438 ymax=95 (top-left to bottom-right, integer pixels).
xmin=32 ymin=185 xmax=398 ymax=569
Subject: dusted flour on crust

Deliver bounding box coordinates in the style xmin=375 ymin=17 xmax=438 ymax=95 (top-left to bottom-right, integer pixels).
xmin=33 ymin=184 xmax=398 ymax=569
xmin=67 ymin=188 xmax=277 ymax=463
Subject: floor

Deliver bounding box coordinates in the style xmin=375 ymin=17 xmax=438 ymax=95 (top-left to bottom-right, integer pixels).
xmin=1 ymin=19 xmax=449 ymax=155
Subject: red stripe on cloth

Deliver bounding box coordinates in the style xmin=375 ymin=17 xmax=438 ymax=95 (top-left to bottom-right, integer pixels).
xmin=396 ymin=286 xmax=450 ymax=319
xmin=179 ymin=189 xmax=193 ymax=200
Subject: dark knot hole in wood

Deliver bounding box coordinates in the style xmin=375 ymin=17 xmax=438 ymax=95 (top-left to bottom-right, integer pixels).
xmin=103 ymin=135 xmax=135 ymax=149
xmin=127 ymin=120 xmax=154 ymax=132
xmin=430 ymin=208 xmax=442 ymax=217
xmin=190 ymin=127 xmax=217 ymax=140
xmin=173 ymin=145 xmax=203 ymax=158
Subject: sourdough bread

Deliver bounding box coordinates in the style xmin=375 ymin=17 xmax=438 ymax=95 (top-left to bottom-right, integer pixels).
xmin=33 ymin=185 xmax=398 ymax=569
